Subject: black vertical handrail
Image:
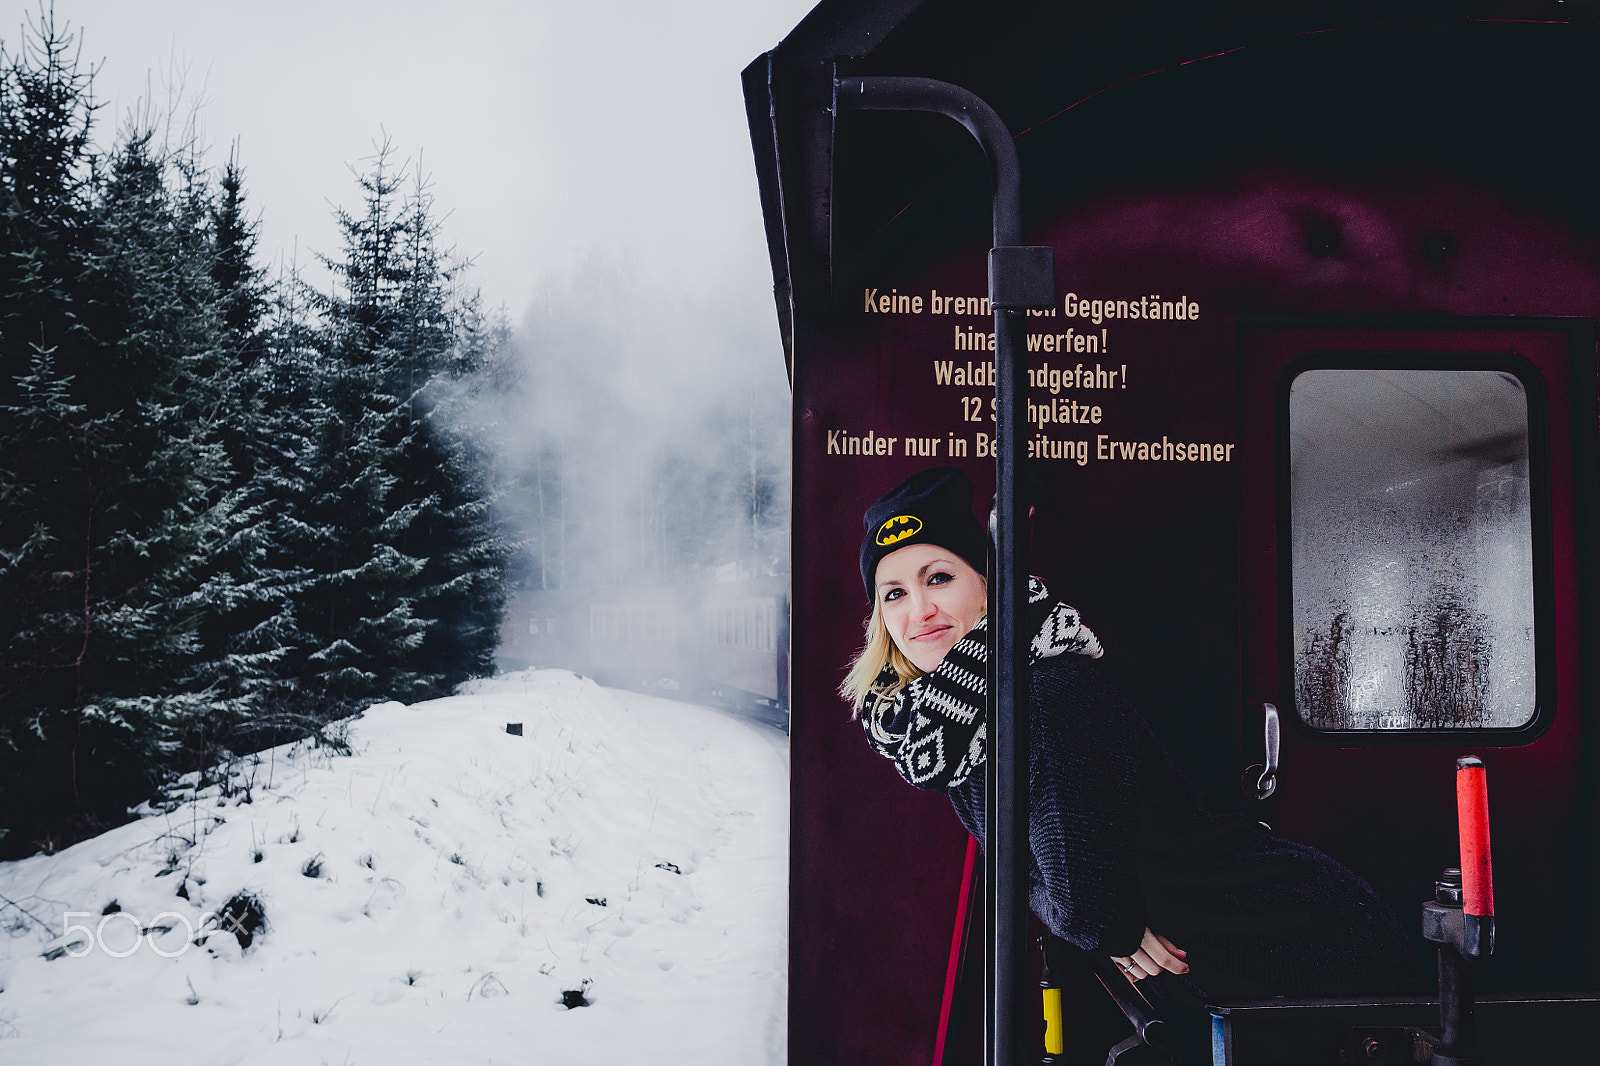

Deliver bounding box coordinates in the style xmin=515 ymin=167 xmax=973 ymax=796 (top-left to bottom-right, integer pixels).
xmin=835 ymin=74 xmax=1048 ymax=1066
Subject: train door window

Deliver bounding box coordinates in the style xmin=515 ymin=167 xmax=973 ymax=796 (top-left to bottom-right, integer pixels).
xmin=1287 ymin=365 xmax=1539 ymax=732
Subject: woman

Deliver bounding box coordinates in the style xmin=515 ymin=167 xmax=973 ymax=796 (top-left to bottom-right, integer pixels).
xmin=842 ymin=466 xmax=1416 ymax=1001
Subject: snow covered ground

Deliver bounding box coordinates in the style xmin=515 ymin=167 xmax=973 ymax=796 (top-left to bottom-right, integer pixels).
xmin=0 ymin=670 xmax=788 ymax=1065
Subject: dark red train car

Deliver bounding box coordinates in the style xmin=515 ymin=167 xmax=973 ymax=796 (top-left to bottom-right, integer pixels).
xmin=745 ymin=2 xmax=1600 ymax=1063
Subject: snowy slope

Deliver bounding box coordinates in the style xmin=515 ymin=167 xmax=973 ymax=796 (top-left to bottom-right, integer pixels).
xmin=0 ymin=670 xmax=788 ymax=1065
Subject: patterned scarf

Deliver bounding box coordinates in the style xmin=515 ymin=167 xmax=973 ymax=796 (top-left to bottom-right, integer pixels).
xmin=862 ymin=577 xmax=1103 ymax=790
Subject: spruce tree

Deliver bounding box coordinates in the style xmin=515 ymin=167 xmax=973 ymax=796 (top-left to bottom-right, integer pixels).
xmin=281 ymin=142 xmax=511 ymax=713
xmin=385 ymin=172 xmax=508 ymax=694
xmin=0 ymin=13 xmax=248 ymax=846
xmin=50 ymin=127 xmax=238 ymax=815
xmin=182 ymin=148 xmax=291 ymax=760
xmin=0 ymin=8 xmax=98 ymax=732
xmin=0 ymin=20 xmax=510 ymax=850
xmin=0 ymin=12 xmax=121 ymax=844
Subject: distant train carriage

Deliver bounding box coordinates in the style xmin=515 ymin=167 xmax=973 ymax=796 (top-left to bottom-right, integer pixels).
xmin=747 ymin=1 xmax=1600 ymax=1063
xmin=496 ymin=579 xmax=789 ymax=713
xmin=588 ymin=586 xmax=688 ymax=689
xmin=700 ymin=576 xmax=790 ymax=706
xmin=495 ymin=587 xmax=589 ymax=674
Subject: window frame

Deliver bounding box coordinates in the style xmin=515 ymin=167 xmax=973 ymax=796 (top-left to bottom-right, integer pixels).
xmin=1273 ymin=350 xmax=1556 ymax=745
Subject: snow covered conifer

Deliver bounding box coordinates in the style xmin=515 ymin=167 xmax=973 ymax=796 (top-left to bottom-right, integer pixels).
xmin=276 ymin=143 xmax=506 ymax=712
xmin=0 ymin=16 xmax=251 ymax=848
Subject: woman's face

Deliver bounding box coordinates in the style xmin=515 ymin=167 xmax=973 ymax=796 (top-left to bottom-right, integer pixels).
xmin=874 ymin=542 xmax=988 ymax=674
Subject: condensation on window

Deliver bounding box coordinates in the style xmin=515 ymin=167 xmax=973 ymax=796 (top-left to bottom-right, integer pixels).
xmin=1289 ymin=368 xmax=1536 ymax=731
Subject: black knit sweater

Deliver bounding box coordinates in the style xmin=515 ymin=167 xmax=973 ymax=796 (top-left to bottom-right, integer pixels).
xmin=946 ymin=654 xmax=1418 ymax=998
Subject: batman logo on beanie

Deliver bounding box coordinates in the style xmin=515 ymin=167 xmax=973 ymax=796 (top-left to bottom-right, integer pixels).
xmin=876 ymin=514 xmax=923 ymax=546
xmin=859 ymin=466 xmax=990 ymax=597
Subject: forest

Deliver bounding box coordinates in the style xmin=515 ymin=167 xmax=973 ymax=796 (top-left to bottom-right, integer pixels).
xmin=0 ymin=12 xmax=788 ymax=856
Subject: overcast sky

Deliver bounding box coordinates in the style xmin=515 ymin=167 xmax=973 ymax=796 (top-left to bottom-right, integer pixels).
xmin=28 ymin=0 xmax=814 ymax=364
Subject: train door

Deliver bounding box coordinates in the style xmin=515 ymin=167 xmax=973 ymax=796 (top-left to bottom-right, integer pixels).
xmin=1236 ymin=319 xmax=1598 ymax=993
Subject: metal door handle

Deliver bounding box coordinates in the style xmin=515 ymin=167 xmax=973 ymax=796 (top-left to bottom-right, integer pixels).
xmin=1256 ymin=703 xmax=1279 ymax=800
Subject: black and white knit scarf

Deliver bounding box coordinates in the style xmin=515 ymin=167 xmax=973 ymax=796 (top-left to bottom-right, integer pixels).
xmin=862 ymin=577 xmax=1102 ymax=791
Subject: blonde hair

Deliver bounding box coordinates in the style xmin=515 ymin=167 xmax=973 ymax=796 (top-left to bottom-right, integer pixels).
xmin=839 ymin=598 xmax=923 ymax=716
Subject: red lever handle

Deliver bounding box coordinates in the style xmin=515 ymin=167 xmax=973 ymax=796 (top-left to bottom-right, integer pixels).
xmin=1456 ymin=756 xmax=1494 ymax=918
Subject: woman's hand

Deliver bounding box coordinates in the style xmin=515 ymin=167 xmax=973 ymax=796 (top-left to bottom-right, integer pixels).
xmin=1111 ymin=929 xmax=1188 ymax=983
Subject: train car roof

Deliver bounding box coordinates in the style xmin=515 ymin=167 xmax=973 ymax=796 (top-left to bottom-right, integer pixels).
xmin=743 ymin=0 xmax=1600 ymax=376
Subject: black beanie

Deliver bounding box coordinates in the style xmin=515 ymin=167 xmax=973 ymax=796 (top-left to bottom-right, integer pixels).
xmin=859 ymin=466 xmax=990 ymax=597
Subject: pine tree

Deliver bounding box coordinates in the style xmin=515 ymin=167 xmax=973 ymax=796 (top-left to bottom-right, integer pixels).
xmin=0 ymin=21 xmax=510 ymax=849
xmin=0 ymin=9 xmax=301 ymax=848
xmin=181 ymin=148 xmax=291 ymax=761
xmin=387 ymin=175 xmax=508 ymax=693
xmin=0 ymin=8 xmax=98 ymax=725
xmin=0 ymin=12 xmax=252 ymax=846
xmin=276 ymin=143 xmax=507 ymax=713
xmin=0 ymin=11 xmax=113 ymax=844
xmin=285 ymin=146 xmax=428 ymax=708
xmin=231 ymin=260 xmax=324 ymax=732
xmin=211 ymin=149 xmax=266 ymax=361
xmin=50 ymin=127 xmax=240 ymax=814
